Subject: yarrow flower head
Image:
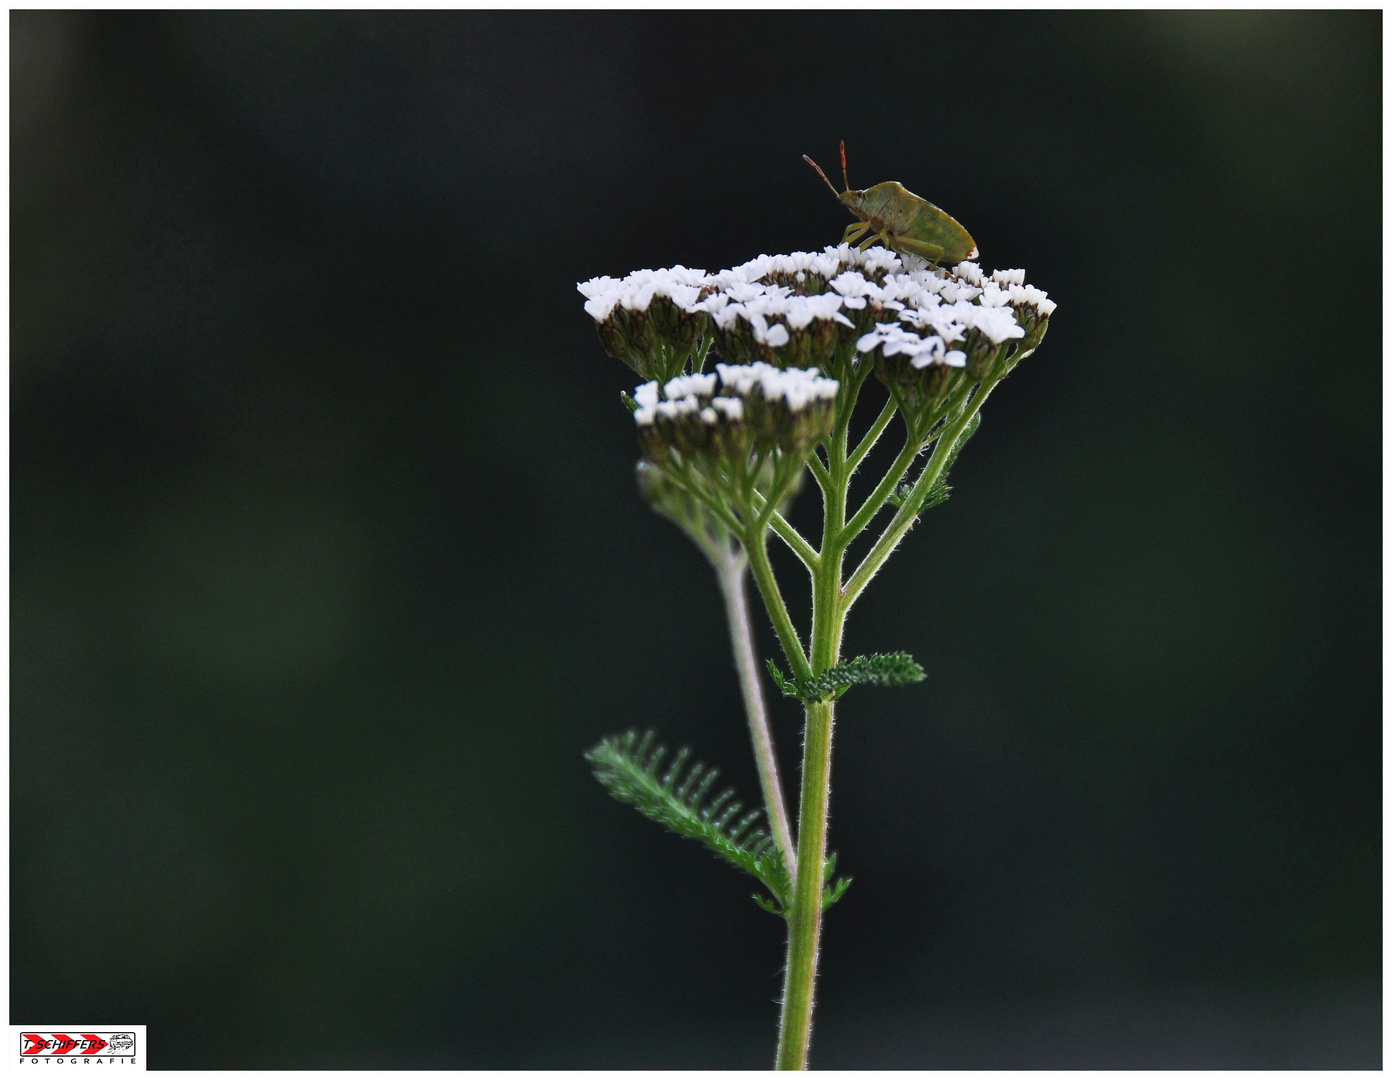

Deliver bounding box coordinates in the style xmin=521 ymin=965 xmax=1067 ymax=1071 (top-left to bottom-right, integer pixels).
xmin=579 ymin=244 xmax=1054 ymax=526
xmin=630 ymin=362 xmax=838 ymax=469
xmin=578 ymin=265 xmax=715 ymax=383
xmin=579 ymin=245 xmax=1053 ymax=403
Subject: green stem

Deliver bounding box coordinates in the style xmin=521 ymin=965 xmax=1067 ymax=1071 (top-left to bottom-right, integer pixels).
xmin=661 ymin=461 xmax=746 ymax=536
xmin=840 ymin=431 xmax=919 ymax=543
xmin=744 ymin=527 xmax=812 ymax=683
xmin=760 ymin=354 xmax=1005 ymax=1068
xmin=774 ymin=424 xmax=851 ymax=1070
xmin=846 ymin=395 xmax=898 ymax=473
xmin=842 ymin=373 xmax=1005 ymax=607
xmin=775 ymin=697 xmax=834 ymax=1070
xmin=763 ymin=506 xmax=820 ymax=571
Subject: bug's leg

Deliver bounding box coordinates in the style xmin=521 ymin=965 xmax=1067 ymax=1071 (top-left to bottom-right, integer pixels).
xmin=842 ymin=222 xmax=870 ymax=244
xmin=856 ymin=231 xmax=881 ymax=251
xmin=888 ymin=235 xmax=948 ymax=264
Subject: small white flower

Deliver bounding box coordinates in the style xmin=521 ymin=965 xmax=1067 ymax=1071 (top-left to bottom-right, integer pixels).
xmin=745 ymin=293 xmax=791 ymax=320
xmin=939 ymin=281 xmax=982 ymax=304
xmin=960 ymin=305 xmax=1026 ymax=344
xmin=655 ymin=396 xmax=701 ymax=420
xmin=857 ymin=247 xmax=902 ymax=274
xmin=748 ymin=313 xmax=790 ymax=348
xmin=695 ymin=292 xmax=731 ymax=316
xmin=953 ymin=262 xmax=984 ymax=287
xmin=912 ymin=272 xmax=948 ymax=296
xmin=665 ymin=283 xmax=703 ymax=311
xmin=715 ymin=362 xmax=837 ymax=410
xmin=810 ymin=250 xmax=844 ymax=278
xmin=662 ymin=264 xmax=710 ymax=287
xmin=829 ymin=270 xmax=870 ymax=296
xmin=857 ymin=324 xmax=969 ymax=369
xmin=786 ymin=293 xmax=853 ymax=330
xmin=665 ymin=373 xmax=717 ymax=400
xmin=906 ymin=335 xmax=948 ymax=368
xmin=578 ymin=275 xmax=623 ymax=300
xmin=729 ymin=254 xmax=774 ymax=282
xmin=712 ymin=397 xmax=744 ymax=422
xmin=830 ymin=270 xmax=885 ymax=310
xmin=621 ymin=282 xmax=657 ymax=312
xmin=726 ymin=280 xmax=772 ymax=303
xmin=715 ymin=304 xmax=748 ymax=331
xmin=899 ymin=306 xmax=967 ymax=343
xmin=584 ymin=293 xmax=622 ymax=321
xmin=977 ymin=283 xmax=1013 ymax=308
xmin=992 ymin=268 xmax=1026 ymax=287
xmin=634 ymin=381 xmax=660 ymax=411
xmin=760 ymin=323 xmax=791 ymax=348
xmin=1008 ymin=284 xmax=1057 ymax=316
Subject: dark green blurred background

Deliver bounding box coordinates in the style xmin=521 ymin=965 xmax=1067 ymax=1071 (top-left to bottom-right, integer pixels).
xmin=11 ymin=10 xmax=1380 ymax=1068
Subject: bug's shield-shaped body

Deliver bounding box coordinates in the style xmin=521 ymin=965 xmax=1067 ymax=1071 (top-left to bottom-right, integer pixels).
xmin=841 ymin=182 xmax=978 ymax=265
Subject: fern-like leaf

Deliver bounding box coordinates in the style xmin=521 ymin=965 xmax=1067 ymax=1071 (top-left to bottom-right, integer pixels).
xmin=823 ymin=875 xmax=853 ymax=908
xmin=765 ymin=659 xmax=797 ymax=698
xmin=586 ymin=730 xmax=792 ymax=912
xmin=819 ymin=850 xmax=851 ymax=909
xmin=887 ymin=412 xmax=982 ymax=511
xmin=768 ymin=652 xmax=925 ymax=703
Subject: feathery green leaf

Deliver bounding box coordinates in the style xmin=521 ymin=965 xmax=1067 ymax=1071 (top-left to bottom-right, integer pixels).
xmin=823 ymin=875 xmax=853 ymax=908
xmin=586 ymin=730 xmax=792 ymax=913
xmin=765 ymin=658 xmax=797 ymax=698
xmin=887 ymin=412 xmax=982 ymax=511
xmin=768 ymin=652 xmax=925 ymax=703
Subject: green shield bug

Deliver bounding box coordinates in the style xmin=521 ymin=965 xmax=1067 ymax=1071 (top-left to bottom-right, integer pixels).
xmin=803 ymin=141 xmax=978 ymax=266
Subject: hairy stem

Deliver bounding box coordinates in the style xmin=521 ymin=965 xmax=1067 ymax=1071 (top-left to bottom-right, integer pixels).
xmin=762 ymin=504 xmax=820 ymax=571
xmin=760 ymin=352 xmax=1007 ymax=1068
xmin=712 ymin=543 xmax=796 ymax=872
xmin=846 ymin=395 xmax=898 ymax=473
xmin=843 ymin=373 xmax=1005 ymax=607
xmin=774 ymin=418 xmax=851 ymax=1069
xmin=840 ymin=431 xmax=920 ymax=542
xmin=775 ymin=696 xmax=834 ymax=1070
xmin=745 ymin=527 xmax=813 ymax=682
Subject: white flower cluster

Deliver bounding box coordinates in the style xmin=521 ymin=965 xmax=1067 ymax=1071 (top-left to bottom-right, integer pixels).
xmin=632 ymin=363 xmax=838 ymax=427
xmin=578 ymin=245 xmax=1054 ymax=371
xmin=578 ymin=265 xmax=710 ymax=323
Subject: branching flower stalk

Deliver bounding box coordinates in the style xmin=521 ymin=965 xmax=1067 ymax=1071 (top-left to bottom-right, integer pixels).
xmin=581 ymin=245 xmax=1054 ymax=1068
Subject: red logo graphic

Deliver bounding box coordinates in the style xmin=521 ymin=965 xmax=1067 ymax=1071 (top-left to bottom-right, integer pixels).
xmin=20 ymin=1032 xmax=131 ymax=1056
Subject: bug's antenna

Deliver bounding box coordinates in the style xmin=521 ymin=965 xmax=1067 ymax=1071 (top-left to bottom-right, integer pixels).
xmin=803 ymin=154 xmax=841 ymax=197
xmin=840 ymin=140 xmax=850 ymax=191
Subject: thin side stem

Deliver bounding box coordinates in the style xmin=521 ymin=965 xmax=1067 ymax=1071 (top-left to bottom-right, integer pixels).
xmin=763 ymin=506 xmax=821 ymax=571
xmin=843 ymin=374 xmax=1005 ymax=606
xmin=712 ymin=543 xmax=796 ymax=872
xmin=744 ymin=527 xmax=813 ymax=683
xmin=839 ymin=432 xmax=920 ymax=543
xmin=846 ymin=395 xmax=898 ymax=473
xmin=661 ymin=461 xmax=746 ymax=536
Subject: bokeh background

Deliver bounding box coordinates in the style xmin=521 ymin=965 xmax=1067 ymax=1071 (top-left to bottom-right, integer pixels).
xmin=11 ymin=10 xmax=1380 ymax=1069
